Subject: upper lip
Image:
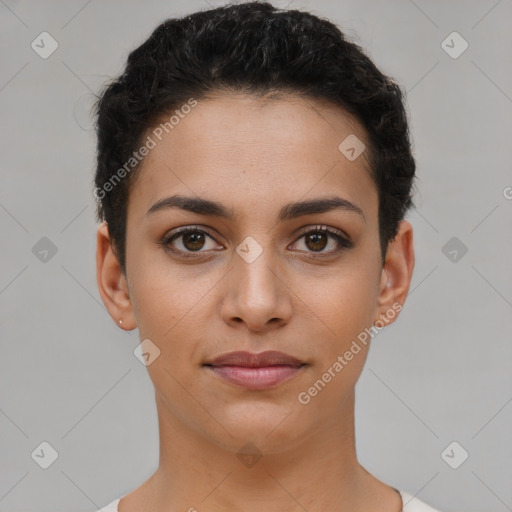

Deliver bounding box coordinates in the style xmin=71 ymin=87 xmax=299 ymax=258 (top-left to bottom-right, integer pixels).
xmin=204 ymin=350 xmax=304 ymax=368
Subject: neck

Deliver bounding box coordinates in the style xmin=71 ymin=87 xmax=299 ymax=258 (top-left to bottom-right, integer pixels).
xmin=133 ymin=390 xmax=400 ymax=512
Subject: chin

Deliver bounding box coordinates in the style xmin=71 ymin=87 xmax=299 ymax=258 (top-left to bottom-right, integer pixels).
xmin=209 ymin=403 xmax=305 ymax=452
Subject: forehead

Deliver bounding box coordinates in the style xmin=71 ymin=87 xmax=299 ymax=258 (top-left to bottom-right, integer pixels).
xmin=128 ymin=93 xmax=378 ymax=225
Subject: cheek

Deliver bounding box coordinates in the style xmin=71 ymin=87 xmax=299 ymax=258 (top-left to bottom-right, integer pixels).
xmin=292 ymin=273 xmax=378 ymax=413
xmin=126 ymin=249 xmax=218 ymax=380
xmin=128 ymin=266 xmax=205 ymax=393
xmin=304 ymin=266 xmax=379 ymax=343
xmin=130 ymin=266 xmax=203 ymax=340
xmin=126 ymin=238 xmax=196 ymax=334
xmin=332 ymin=281 xmax=376 ymax=339
xmin=294 ymin=262 xmax=381 ymax=400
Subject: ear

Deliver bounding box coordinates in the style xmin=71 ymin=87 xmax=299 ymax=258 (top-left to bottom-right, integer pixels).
xmin=374 ymin=220 xmax=415 ymax=326
xmin=96 ymin=222 xmax=137 ymax=330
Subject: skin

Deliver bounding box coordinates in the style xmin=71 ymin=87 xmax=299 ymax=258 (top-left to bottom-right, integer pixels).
xmin=96 ymin=92 xmax=414 ymax=512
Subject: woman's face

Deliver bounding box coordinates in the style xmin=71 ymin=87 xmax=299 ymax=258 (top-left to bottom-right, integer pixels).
xmin=99 ymin=93 xmax=412 ymax=454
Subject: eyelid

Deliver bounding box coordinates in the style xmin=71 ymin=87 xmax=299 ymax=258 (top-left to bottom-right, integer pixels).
xmin=162 ymin=225 xmax=221 ymax=250
xmin=164 ymin=224 xmax=216 ymax=240
xmin=293 ymin=224 xmax=352 ymax=243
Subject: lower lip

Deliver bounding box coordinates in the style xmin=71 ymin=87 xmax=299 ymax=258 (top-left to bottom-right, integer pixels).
xmin=206 ymin=365 xmax=304 ymax=390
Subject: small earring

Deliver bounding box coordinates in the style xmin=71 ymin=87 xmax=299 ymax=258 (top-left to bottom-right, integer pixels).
xmin=118 ymin=319 xmax=123 ymax=327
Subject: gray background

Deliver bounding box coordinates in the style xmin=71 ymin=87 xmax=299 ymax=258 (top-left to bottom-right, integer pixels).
xmin=1 ymin=1 xmax=511 ymax=511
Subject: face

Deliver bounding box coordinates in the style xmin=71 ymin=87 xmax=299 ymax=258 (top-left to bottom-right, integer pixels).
xmin=97 ymin=93 xmax=414 ymax=455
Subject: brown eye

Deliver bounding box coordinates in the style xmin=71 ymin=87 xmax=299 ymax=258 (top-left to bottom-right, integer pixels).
xmin=163 ymin=226 xmax=221 ymax=256
xmin=304 ymin=231 xmax=328 ymax=252
xmin=291 ymin=226 xmax=353 ymax=257
xmin=182 ymin=231 xmax=206 ymax=251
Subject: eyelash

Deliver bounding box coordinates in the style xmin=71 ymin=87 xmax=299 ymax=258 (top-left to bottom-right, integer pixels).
xmin=161 ymin=224 xmax=353 ymax=260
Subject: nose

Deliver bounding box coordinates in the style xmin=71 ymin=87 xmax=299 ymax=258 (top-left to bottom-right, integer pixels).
xmin=220 ymin=242 xmax=293 ymax=333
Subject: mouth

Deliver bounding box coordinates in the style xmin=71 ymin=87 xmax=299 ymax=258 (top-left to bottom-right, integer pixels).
xmin=203 ymin=350 xmax=307 ymax=390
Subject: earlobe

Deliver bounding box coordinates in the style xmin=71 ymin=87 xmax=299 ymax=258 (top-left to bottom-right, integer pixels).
xmin=375 ymin=220 xmax=415 ymax=325
xmin=96 ymin=222 xmax=137 ymax=330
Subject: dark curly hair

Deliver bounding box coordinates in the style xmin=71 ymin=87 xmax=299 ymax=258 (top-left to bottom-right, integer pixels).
xmin=93 ymin=1 xmax=416 ymax=274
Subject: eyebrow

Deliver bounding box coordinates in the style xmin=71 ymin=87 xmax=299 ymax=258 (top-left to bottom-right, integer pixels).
xmin=146 ymin=194 xmax=366 ymax=223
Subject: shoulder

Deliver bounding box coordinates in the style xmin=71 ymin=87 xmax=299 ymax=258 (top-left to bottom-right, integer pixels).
xmin=399 ymin=490 xmax=442 ymax=512
xmin=95 ymin=497 xmax=121 ymax=512
xmin=97 ymin=491 xmax=441 ymax=512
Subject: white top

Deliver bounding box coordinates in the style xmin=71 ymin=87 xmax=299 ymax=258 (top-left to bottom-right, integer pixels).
xmin=97 ymin=489 xmax=441 ymax=511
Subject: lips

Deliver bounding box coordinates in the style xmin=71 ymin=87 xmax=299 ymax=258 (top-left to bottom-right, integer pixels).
xmin=203 ymin=351 xmax=306 ymax=390
xmin=205 ymin=350 xmax=304 ymax=368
